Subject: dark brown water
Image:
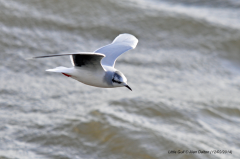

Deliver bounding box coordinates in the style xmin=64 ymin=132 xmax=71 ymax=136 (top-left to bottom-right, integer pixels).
xmin=1 ymin=0 xmax=240 ymax=159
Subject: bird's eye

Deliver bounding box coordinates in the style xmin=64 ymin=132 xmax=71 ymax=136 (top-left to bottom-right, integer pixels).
xmin=112 ymin=79 xmax=121 ymax=84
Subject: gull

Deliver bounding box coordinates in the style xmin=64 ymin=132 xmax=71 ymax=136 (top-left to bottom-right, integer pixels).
xmin=30 ymin=33 xmax=138 ymax=91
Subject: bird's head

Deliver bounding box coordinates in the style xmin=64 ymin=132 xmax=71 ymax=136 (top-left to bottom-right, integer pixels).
xmin=112 ymin=71 xmax=132 ymax=91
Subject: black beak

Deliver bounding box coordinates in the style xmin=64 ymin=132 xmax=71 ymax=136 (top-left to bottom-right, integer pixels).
xmin=125 ymin=85 xmax=132 ymax=91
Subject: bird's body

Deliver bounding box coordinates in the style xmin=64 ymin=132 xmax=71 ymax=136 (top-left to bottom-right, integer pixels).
xmin=48 ymin=65 xmax=117 ymax=88
xmin=29 ymin=33 xmax=138 ymax=91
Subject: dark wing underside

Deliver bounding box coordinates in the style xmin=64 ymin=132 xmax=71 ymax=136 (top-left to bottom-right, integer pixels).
xmin=70 ymin=54 xmax=104 ymax=69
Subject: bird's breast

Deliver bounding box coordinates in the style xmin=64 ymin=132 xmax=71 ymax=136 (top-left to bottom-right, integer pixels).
xmin=71 ymin=68 xmax=112 ymax=88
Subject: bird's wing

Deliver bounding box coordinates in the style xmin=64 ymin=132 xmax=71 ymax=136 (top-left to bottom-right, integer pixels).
xmin=29 ymin=52 xmax=105 ymax=70
xmin=94 ymin=33 xmax=138 ymax=67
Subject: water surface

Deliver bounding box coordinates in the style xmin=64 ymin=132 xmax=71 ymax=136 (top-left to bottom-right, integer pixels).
xmin=0 ymin=0 xmax=240 ymax=159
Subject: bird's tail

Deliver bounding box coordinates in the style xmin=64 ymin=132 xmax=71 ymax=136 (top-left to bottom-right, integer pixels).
xmin=46 ymin=66 xmax=73 ymax=77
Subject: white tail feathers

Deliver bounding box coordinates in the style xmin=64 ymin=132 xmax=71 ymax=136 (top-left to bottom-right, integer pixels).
xmin=46 ymin=66 xmax=71 ymax=73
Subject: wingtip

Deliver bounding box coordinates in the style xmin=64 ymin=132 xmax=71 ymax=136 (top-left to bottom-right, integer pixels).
xmin=113 ymin=33 xmax=138 ymax=49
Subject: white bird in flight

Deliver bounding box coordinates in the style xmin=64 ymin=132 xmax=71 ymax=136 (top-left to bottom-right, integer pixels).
xmin=30 ymin=33 xmax=138 ymax=91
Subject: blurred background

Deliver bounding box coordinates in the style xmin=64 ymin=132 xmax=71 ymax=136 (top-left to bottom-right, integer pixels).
xmin=0 ymin=0 xmax=240 ymax=159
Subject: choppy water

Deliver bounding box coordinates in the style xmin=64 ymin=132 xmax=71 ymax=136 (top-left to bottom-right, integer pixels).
xmin=1 ymin=0 xmax=240 ymax=159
